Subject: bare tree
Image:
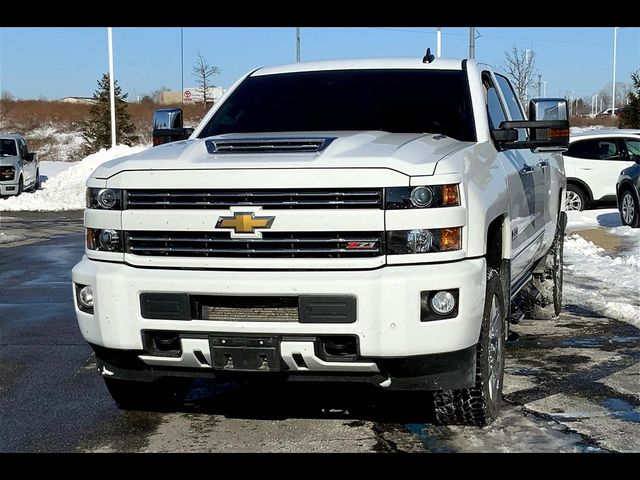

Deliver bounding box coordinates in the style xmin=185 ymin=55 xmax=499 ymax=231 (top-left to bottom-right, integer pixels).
xmin=192 ymin=51 xmax=221 ymax=110
xmin=500 ymin=46 xmax=537 ymax=105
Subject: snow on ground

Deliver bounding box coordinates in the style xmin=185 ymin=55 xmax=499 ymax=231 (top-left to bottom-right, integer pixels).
xmin=564 ymin=209 xmax=640 ymax=327
xmin=28 ymin=124 xmax=86 ymax=162
xmin=0 ymin=232 xmax=26 ymax=244
xmin=0 ymin=145 xmax=147 ymax=212
xmin=570 ymin=126 xmax=619 ymax=135
xmin=40 ymin=161 xmax=78 ymax=180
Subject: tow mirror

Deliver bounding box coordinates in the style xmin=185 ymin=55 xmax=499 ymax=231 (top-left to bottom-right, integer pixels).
xmin=495 ymin=98 xmax=570 ymax=152
xmin=152 ymin=108 xmax=194 ymax=146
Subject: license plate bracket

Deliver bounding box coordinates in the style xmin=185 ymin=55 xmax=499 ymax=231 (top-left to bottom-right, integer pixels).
xmin=209 ymin=336 xmax=281 ymax=372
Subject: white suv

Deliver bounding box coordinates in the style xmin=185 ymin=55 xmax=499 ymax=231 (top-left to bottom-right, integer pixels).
xmin=564 ymin=130 xmax=640 ymax=211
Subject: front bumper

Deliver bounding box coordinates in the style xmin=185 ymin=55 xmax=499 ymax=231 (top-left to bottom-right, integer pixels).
xmin=72 ymin=256 xmax=486 ymax=388
xmin=0 ymin=182 xmax=19 ymax=196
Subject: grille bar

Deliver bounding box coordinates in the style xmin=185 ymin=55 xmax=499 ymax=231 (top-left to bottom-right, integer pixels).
xmin=125 ymin=231 xmax=383 ymax=258
xmin=126 ymin=189 xmax=383 ymax=210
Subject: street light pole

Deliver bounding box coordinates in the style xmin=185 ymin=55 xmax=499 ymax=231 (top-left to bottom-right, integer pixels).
xmin=468 ymin=27 xmax=475 ymax=59
xmin=296 ymin=27 xmax=301 ymax=62
xmin=611 ymin=27 xmax=619 ymax=117
xmin=436 ymin=28 xmax=442 ymax=58
xmin=107 ymin=27 xmax=116 ymax=148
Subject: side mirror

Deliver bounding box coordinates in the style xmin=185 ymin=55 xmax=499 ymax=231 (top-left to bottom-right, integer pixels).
xmin=26 ymin=152 xmax=37 ymax=162
xmin=495 ymin=98 xmax=570 ymax=152
xmin=529 ymin=98 xmax=569 ymax=121
xmin=152 ymin=108 xmax=194 ymax=146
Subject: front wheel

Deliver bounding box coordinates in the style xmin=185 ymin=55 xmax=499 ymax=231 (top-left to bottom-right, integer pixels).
xmin=104 ymin=377 xmax=193 ymax=411
xmin=620 ymin=190 xmax=640 ymax=228
xmin=17 ymin=176 xmax=23 ymax=196
xmin=33 ymin=170 xmax=41 ymax=191
xmin=432 ymin=267 xmax=506 ymax=426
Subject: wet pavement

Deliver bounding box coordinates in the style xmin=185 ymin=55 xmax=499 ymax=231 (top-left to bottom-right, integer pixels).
xmin=1 ymin=211 xmax=639 ymax=452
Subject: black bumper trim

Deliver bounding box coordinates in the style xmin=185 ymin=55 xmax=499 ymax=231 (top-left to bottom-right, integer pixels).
xmin=90 ymin=343 xmax=476 ymax=391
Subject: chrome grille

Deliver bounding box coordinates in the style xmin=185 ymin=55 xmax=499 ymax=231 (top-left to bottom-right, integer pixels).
xmin=125 ymin=231 xmax=383 ymax=258
xmin=125 ymin=189 xmax=383 ymax=210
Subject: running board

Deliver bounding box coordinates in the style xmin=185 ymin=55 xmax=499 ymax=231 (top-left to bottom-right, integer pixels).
xmin=510 ymin=272 xmax=532 ymax=300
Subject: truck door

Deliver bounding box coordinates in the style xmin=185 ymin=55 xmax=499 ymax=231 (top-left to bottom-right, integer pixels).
xmin=482 ymin=71 xmax=545 ymax=281
xmin=19 ymin=138 xmax=35 ymax=187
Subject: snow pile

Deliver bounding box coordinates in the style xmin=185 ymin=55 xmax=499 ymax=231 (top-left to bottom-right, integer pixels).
xmin=564 ymin=233 xmax=640 ymax=327
xmin=29 ymin=124 xmax=86 ymax=161
xmin=570 ymin=126 xmax=618 ymax=135
xmin=0 ymin=145 xmax=147 ymax=212
xmin=0 ymin=232 xmax=26 ymax=244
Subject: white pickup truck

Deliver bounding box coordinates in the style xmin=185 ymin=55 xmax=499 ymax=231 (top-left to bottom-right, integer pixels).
xmin=0 ymin=133 xmax=40 ymax=196
xmin=72 ymin=57 xmax=569 ymax=426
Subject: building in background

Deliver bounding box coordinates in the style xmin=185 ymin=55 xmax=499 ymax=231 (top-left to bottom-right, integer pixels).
xmin=157 ymin=87 xmax=225 ymax=105
xmin=59 ymin=96 xmax=98 ymax=105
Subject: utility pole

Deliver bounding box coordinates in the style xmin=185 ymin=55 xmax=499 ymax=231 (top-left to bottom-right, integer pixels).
xmin=107 ymin=27 xmax=116 ymax=148
xmin=180 ymin=27 xmax=184 ymax=110
xmin=296 ymin=27 xmax=301 ymax=62
xmin=611 ymin=27 xmax=619 ymax=116
xmin=468 ymin=27 xmax=475 ymax=59
xmin=543 ymin=81 xmax=547 ymax=97
xmin=436 ymin=27 xmax=442 ymax=58
xmin=537 ymin=75 xmax=542 ymax=97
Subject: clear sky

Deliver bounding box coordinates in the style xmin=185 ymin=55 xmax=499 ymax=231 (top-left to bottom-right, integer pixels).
xmin=0 ymin=27 xmax=638 ymax=101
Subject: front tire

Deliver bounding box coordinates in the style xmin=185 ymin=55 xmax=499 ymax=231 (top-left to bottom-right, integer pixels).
xmin=33 ymin=170 xmax=40 ymax=191
xmin=104 ymin=377 xmax=193 ymax=411
xmin=565 ymin=184 xmax=589 ymax=211
xmin=433 ymin=267 xmax=506 ymax=427
xmin=620 ymin=190 xmax=640 ymax=228
xmin=17 ymin=176 xmax=23 ymax=196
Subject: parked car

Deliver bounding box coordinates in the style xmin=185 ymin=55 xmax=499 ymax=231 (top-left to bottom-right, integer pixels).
xmin=595 ymin=108 xmax=624 ymax=118
xmin=0 ymin=133 xmax=40 ymax=196
xmin=563 ymin=130 xmax=640 ymax=211
xmin=616 ymin=155 xmax=640 ymax=227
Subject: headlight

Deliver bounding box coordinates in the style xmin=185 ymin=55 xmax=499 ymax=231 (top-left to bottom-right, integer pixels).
xmin=86 ymin=188 xmax=123 ymax=209
xmin=0 ymin=166 xmax=15 ymax=181
xmin=386 ymin=184 xmax=460 ymax=209
xmin=86 ymin=228 xmax=124 ymax=252
xmin=386 ymin=228 xmax=461 ymax=254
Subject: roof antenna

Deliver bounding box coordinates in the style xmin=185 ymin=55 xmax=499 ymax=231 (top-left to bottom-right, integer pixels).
xmin=422 ymin=47 xmax=435 ymax=64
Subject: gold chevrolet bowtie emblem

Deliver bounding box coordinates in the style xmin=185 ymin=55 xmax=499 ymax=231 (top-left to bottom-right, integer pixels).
xmin=216 ymin=212 xmax=275 ymax=234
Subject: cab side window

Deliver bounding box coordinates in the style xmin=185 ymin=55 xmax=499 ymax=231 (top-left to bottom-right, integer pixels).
xmin=483 ymin=73 xmax=506 ymax=131
xmin=17 ymin=139 xmax=27 ymax=160
xmin=494 ymin=74 xmax=526 ymax=141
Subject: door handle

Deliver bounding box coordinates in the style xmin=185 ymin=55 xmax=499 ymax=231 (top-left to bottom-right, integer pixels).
xmin=579 ymin=167 xmax=593 ymax=171
xmin=520 ymin=164 xmax=534 ymax=174
xmin=538 ymin=160 xmax=549 ymax=168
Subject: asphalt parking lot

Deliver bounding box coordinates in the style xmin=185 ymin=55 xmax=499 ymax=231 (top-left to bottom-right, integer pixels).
xmin=1 ymin=211 xmax=638 ymax=452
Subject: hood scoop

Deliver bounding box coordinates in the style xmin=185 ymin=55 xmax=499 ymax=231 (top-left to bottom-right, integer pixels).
xmin=205 ymin=137 xmax=336 ymax=154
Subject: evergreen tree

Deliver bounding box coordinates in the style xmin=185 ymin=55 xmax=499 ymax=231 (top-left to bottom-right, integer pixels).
xmin=619 ymin=70 xmax=640 ymax=129
xmin=81 ymin=73 xmax=137 ymax=155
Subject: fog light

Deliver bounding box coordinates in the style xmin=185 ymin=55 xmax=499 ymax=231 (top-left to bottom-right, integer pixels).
xmin=97 ymin=189 xmax=117 ymax=209
xmin=79 ymin=285 xmax=94 ymax=309
xmin=410 ymin=186 xmax=434 ymax=207
xmin=98 ymin=229 xmax=120 ymax=251
xmin=431 ymin=290 xmax=456 ymax=316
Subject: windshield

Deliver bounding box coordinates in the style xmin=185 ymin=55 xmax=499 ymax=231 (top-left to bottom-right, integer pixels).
xmin=198 ymin=69 xmax=476 ymax=142
xmin=0 ymin=139 xmax=18 ymax=157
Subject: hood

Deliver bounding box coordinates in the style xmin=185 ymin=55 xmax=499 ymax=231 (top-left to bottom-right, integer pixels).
xmin=91 ymin=131 xmax=473 ymax=179
xmin=0 ymin=155 xmax=20 ymax=167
